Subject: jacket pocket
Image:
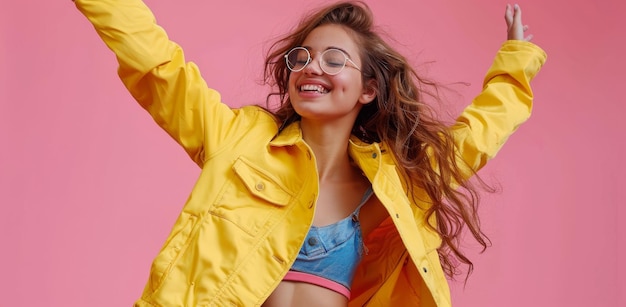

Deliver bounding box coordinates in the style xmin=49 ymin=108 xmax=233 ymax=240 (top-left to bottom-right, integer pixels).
xmin=148 ymin=214 xmax=199 ymax=292
xmin=209 ymin=156 xmax=293 ymax=236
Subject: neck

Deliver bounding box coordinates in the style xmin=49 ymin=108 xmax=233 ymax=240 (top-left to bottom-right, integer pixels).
xmin=300 ymin=119 xmax=356 ymax=182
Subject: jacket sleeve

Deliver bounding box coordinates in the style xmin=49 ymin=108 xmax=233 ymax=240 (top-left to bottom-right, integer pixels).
xmin=74 ymin=0 xmax=242 ymax=167
xmin=451 ymin=40 xmax=547 ymax=175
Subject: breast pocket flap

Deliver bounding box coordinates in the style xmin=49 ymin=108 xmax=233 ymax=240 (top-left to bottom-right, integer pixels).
xmin=232 ymin=157 xmax=292 ymax=206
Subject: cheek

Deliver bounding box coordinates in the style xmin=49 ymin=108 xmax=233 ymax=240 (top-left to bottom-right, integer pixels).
xmin=287 ymin=73 xmax=299 ymax=93
xmin=285 ymin=80 xmax=295 ymax=99
xmin=332 ymin=75 xmax=363 ymax=94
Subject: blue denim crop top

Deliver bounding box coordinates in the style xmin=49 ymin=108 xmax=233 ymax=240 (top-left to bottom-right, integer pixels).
xmin=283 ymin=187 xmax=374 ymax=299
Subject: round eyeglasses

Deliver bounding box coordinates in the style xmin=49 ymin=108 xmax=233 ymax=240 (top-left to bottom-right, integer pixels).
xmin=284 ymin=47 xmax=361 ymax=75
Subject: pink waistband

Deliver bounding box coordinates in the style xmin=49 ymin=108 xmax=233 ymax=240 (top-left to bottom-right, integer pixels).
xmin=283 ymin=271 xmax=351 ymax=299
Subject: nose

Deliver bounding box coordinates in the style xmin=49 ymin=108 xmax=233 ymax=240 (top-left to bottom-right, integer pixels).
xmin=302 ymin=55 xmax=324 ymax=75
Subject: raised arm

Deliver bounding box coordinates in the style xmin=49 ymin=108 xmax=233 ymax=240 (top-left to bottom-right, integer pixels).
xmin=74 ymin=0 xmax=240 ymax=167
xmin=452 ymin=4 xmax=547 ymax=174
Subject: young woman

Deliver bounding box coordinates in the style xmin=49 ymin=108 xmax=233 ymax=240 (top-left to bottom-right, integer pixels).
xmin=74 ymin=0 xmax=546 ymax=306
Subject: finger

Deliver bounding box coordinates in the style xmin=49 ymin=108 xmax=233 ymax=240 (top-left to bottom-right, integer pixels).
xmin=505 ymin=4 xmax=514 ymax=28
xmin=523 ymin=25 xmax=529 ymax=32
xmin=525 ymin=33 xmax=534 ymax=42
xmin=513 ymin=4 xmax=523 ymax=28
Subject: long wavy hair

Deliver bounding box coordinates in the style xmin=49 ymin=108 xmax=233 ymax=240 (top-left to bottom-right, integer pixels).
xmin=263 ymin=1 xmax=492 ymax=279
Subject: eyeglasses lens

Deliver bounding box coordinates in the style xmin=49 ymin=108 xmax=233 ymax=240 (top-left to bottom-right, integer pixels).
xmin=286 ymin=48 xmax=310 ymax=71
xmin=321 ymin=50 xmax=346 ymax=74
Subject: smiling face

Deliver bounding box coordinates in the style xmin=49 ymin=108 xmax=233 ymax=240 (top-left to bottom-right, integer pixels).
xmin=287 ymin=24 xmax=375 ymax=123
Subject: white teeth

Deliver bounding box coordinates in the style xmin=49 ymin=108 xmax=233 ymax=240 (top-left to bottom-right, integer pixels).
xmin=300 ymin=84 xmax=328 ymax=93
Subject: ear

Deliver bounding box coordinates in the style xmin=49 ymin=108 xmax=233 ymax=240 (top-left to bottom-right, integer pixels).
xmin=358 ymin=79 xmax=377 ymax=105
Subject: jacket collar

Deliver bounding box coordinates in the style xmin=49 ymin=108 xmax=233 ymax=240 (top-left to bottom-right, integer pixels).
xmin=269 ymin=121 xmax=382 ymax=152
xmin=269 ymin=121 xmax=302 ymax=147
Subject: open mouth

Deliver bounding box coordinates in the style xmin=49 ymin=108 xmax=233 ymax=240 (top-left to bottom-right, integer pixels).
xmin=299 ymin=84 xmax=329 ymax=94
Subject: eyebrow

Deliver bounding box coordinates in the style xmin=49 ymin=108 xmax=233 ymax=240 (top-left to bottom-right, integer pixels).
xmin=301 ymin=45 xmax=355 ymax=59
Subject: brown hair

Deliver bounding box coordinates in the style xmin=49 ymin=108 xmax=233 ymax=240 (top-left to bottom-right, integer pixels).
xmin=263 ymin=1 xmax=492 ymax=279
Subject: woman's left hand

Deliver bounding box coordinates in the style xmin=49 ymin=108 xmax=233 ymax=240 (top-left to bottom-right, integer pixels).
xmin=505 ymin=4 xmax=533 ymax=41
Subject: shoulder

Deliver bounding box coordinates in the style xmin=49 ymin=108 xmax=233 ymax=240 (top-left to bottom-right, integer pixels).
xmin=230 ymin=105 xmax=281 ymax=134
xmin=234 ymin=105 xmax=278 ymax=121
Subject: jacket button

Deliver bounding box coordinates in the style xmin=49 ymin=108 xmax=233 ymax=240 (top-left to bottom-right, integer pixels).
xmin=372 ymin=152 xmax=378 ymax=158
xmin=423 ymin=267 xmax=428 ymax=273
xmin=255 ymin=182 xmax=265 ymax=191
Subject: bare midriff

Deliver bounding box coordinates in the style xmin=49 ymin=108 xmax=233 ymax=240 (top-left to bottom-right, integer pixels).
xmin=262 ymin=281 xmax=348 ymax=307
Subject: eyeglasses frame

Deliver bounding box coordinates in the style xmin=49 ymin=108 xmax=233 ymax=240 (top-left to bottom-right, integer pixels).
xmin=284 ymin=47 xmax=361 ymax=75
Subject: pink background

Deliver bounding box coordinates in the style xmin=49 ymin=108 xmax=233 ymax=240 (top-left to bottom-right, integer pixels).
xmin=2 ymin=0 xmax=624 ymax=306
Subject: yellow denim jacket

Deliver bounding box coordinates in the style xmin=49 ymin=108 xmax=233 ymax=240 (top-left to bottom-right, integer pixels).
xmin=75 ymin=0 xmax=547 ymax=306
